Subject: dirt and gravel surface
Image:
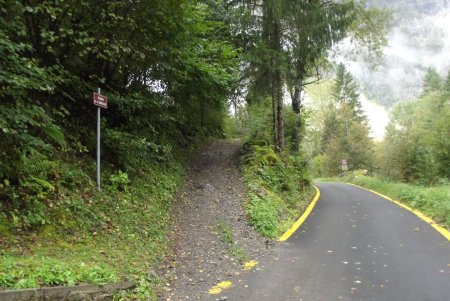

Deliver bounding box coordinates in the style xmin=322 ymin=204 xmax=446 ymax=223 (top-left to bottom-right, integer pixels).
xmin=158 ymin=140 xmax=274 ymax=301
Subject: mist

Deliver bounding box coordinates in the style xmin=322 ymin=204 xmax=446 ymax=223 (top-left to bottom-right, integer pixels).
xmin=336 ymin=0 xmax=450 ymax=107
xmin=332 ymin=0 xmax=450 ymax=139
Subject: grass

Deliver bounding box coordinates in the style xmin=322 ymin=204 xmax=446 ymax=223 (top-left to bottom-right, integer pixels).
xmin=217 ymin=221 xmax=249 ymax=263
xmin=0 ymin=162 xmax=184 ymax=299
xmin=0 ymin=256 xmax=116 ymax=289
xmin=317 ymin=175 xmax=450 ymax=229
xmin=240 ymin=142 xmax=315 ymax=238
xmin=217 ymin=221 xmax=234 ymax=245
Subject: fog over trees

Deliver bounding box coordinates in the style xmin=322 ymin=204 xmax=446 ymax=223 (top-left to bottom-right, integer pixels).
xmin=335 ymin=0 xmax=450 ymax=107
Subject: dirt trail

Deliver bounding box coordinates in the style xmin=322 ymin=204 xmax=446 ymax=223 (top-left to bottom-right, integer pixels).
xmin=159 ymin=140 xmax=272 ymax=301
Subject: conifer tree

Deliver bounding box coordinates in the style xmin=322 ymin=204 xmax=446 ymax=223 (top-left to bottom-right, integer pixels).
xmin=320 ymin=64 xmax=373 ymax=174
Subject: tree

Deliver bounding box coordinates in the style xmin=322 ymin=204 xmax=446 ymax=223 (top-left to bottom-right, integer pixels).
xmin=0 ymin=0 xmax=240 ymax=222
xmin=315 ymin=65 xmax=373 ymax=175
xmin=231 ymin=0 xmax=388 ymax=152
xmin=331 ymin=63 xmax=365 ymax=120
xmin=381 ymin=85 xmax=450 ymax=184
xmin=422 ymin=67 xmax=442 ymax=96
xmin=230 ymin=0 xmax=357 ymax=150
xmin=284 ymin=1 xmax=356 ymax=152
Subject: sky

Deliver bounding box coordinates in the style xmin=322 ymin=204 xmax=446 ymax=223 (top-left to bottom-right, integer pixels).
xmin=359 ymin=96 xmax=389 ymax=141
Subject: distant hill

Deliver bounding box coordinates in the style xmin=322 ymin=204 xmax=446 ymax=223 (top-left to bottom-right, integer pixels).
xmin=340 ymin=0 xmax=450 ymax=107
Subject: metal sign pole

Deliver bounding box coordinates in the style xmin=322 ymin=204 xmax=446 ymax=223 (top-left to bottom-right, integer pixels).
xmin=96 ymin=87 xmax=101 ymax=191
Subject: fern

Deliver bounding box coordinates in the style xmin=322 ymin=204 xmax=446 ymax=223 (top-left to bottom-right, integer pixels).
xmin=22 ymin=152 xmax=56 ymax=178
xmin=42 ymin=124 xmax=66 ymax=147
xmin=30 ymin=176 xmax=55 ymax=193
xmin=243 ymin=145 xmax=281 ymax=167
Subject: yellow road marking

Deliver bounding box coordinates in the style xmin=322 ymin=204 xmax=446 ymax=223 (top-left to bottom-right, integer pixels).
xmin=346 ymin=183 xmax=450 ymax=242
xmin=207 ymin=261 xmax=257 ymax=295
xmin=243 ymin=260 xmax=258 ymax=271
xmin=279 ymin=185 xmax=321 ymax=242
xmin=208 ymin=281 xmax=232 ymax=294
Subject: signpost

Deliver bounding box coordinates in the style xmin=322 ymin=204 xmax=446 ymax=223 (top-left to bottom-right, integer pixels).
xmin=93 ymin=88 xmax=108 ymax=191
xmin=341 ymin=159 xmax=348 ymax=171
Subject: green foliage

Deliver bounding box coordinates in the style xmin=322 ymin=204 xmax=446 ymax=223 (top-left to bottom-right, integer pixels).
xmin=217 ymin=221 xmax=234 ymax=245
xmin=223 ymin=115 xmax=246 ymax=139
xmin=0 ymin=0 xmax=238 ymax=198
xmin=240 ymin=99 xmax=275 ymax=143
xmin=0 ymin=102 xmax=65 ymax=180
xmin=341 ymin=176 xmax=450 ymax=229
xmin=379 ymin=73 xmax=450 ymax=185
xmin=348 ymin=1 xmax=391 ymax=59
xmin=0 ymin=1 xmax=238 ymax=297
xmin=0 ymin=256 xmax=117 ymax=289
xmin=241 ymin=141 xmax=314 ymax=238
xmin=216 ymin=221 xmax=249 ymax=262
xmin=422 ymin=67 xmax=443 ymax=95
xmin=246 ymin=192 xmax=280 ymax=237
xmin=228 ymin=0 xmax=359 ymax=149
xmin=308 ymin=66 xmax=373 ymax=177
xmin=242 ymin=145 xmax=281 ymax=167
xmin=0 ymin=161 xmax=184 ymax=298
xmin=115 ymin=276 xmax=160 ymax=301
xmin=109 ymin=170 xmax=130 ymax=191
xmin=0 ymin=0 xmax=391 ymax=297
xmin=331 ymin=63 xmax=365 ymax=120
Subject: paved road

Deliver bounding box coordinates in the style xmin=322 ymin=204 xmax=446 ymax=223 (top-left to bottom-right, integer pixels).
xmin=205 ymin=182 xmax=450 ymax=301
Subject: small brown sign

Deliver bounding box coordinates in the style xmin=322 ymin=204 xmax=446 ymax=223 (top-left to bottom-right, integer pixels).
xmin=93 ymin=92 xmax=108 ymax=109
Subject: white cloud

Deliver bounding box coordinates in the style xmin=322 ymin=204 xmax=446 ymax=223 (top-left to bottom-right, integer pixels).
xmin=359 ymin=94 xmax=389 ymax=141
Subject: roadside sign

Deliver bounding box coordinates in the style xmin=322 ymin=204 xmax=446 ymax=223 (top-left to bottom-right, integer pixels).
xmin=93 ymin=88 xmax=107 ymax=191
xmin=93 ymin=92 xmax=108 ymax=109
xmin=341 ymin=159 xmax=348 ymax=171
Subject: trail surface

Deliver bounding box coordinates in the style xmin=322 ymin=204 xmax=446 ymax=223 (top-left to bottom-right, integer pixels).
xmin=159 ymin=140 xmax=272 ymax=301
xmin=205 ymin=182 xmax=450 ymax=301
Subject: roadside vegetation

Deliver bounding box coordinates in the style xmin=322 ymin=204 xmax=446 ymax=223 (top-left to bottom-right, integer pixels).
xmin=240 ymin=141 xmax=314 ymax=238
xmin=223 ymin=1 xmax=387 ymax=239
xmin=0 ymin=162 xmax=184 ymax=298
xmin=309 ymin=68 xmax=450 ymax=231
xmin=217 ymin=221 xmax=249 ymax=263
xmin=1 ymin=0 xmax=391 ymax=298
xmin=378 ymin=68 xmax=450 ymax=186
xmin=318 ymin=175 xmax=450 ymax=229
xmin=1 ymin=0 xmax=234 ymax=298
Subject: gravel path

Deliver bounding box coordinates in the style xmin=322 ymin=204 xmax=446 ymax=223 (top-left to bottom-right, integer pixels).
xmin=159 ymin=140 xmax=273 ymax=301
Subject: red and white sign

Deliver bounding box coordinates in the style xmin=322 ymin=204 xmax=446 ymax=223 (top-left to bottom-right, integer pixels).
xmin=341 ymin=159 xmax=348 ymax=165
xmin=93 ymin=92 xmax=108 ymax=109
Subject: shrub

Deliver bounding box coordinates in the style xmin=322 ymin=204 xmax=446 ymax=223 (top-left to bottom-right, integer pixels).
xmin=241 ymin=141 xmax=314 ymax=238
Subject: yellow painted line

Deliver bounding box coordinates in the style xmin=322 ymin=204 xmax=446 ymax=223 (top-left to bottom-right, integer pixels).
xmin=242 ymin=260 xmax=258 ymax=271
xmin=279 ymin=185 xmax=321 ymax=242
xmin=207 ymin=261 xmax=257 ymax=295
xmin=208 ymin=281 xmax=232 ymax=294
xmin=346 ymin=183 xmax=450 ymax=242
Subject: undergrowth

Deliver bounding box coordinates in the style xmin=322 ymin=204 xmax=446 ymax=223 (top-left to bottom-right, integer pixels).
xmin=0 ymin=256 xmax=116 ymax=289
xmin=320 ymin=175 xmax=450 ymax=229
xmin=0 ymin=147 xmax=185 ymax=299
xmin=240 ymin=141 xmax=315 ymax=238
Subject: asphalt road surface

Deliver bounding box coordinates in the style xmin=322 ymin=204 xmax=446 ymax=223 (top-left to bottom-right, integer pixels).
xmin=205 ymin=182 xmax=450 ymax=301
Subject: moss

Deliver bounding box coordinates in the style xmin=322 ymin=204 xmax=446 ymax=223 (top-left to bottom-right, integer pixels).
xmin=241 ymin=141 xmax=315 ymax=238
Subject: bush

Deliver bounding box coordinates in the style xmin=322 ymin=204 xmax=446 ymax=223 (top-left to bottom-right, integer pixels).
xmin=241 ymin=141 xmax=314 ymax=238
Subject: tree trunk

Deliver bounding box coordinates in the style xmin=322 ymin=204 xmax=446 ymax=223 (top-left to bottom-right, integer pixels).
xmin=273 ymin=20 xmax=285 ymax=150
xmin=271 ymin=58 xmax=277 ymax=144
xmin=291 ymin=84 xmax=301 ymax=152
xmin=276 ymin=68 xmax=285 ymax=149
xmin=200 ymin=98 xmax=205 ymax=128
